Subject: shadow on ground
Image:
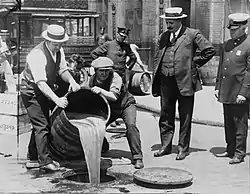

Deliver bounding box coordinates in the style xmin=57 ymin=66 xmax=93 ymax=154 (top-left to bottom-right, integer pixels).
xmin=151 ymin=144 xmax=207 ymax=154
xmin=210 ymin=147 xmax=250 ymax=157
xmin=102 ymin=149 xmax=131 ymax=160
xmin=133 ymin=178 xmax=193 ymax=190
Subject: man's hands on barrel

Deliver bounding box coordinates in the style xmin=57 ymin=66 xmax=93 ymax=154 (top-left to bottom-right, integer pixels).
xmin=56 ymin=97 xmax=69 ymax=109
xmin=68 ymin=78 xmax=81 ymax=92
xmin=91 ymin=86 xmax=103 ymax=95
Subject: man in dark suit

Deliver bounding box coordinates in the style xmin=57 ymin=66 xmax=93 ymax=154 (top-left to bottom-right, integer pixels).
xmin=152 ymin=7 xmax=215 ymax=160
xmin=215 ymin=13 xmax=250 ymax=164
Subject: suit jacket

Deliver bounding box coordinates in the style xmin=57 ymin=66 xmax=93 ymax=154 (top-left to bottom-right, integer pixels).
xmin=215 ymin=34 xmax=250 ymax=104
xmin=152 ymin=26 xmax=215 ymax=97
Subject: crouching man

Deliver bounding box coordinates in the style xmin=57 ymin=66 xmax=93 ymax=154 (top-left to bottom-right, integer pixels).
xmin=89 ymin=57 xmax=144 ymax=169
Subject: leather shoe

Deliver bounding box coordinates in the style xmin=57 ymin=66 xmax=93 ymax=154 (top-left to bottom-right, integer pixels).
xmin=215 ymin=152 xmax=233 ymax=158
xmin=176 ymin=151 xmax=187 ymax=160
xmin=40 ymin=163 xmax=60 ymax=172
xmin=134 ymin=159 xmax=144 ymax=169
xmin=154 ymin=148 xmax=171 ymax=157
xmin=229 ymin=156 xmax=244 ymax=165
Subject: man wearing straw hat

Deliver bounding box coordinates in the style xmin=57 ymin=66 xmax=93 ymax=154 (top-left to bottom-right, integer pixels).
xmin=89 ymin=57 xmax=144 ymax=169
xmin=152 ymin=7 xmax=215 ymax=160
xmin=20 ymin=24 xmax=81 ymax=172
xmin=215 ymin=13 xmax=250 ymax=164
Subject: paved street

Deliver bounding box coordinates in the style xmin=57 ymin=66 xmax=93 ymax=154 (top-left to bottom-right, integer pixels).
xmin=0 ymin=109 xmax=249 ymax=193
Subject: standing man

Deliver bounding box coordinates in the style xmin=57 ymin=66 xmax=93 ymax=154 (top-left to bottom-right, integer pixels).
xmin=91 ymin=26 xmax=137 ymax=86
xmin=215 ymin=13 xmax=250 ymax=164
xmin=152 ymin=7 xmax=215 ymax=160
xmin=0 ymin=30 xmax=15 ymax=93
xmin=89 ymin=57 xmax=144 ymax=169
xmin=20 ymin=24 xmax=80 ymax=171
xmin=96 ymin=27 xmax=112 ymax=46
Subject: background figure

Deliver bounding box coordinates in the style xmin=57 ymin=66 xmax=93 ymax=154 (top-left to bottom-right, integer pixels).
xmin=91 ymin=25 xmax=137 ymax=86
xmin=129 ymin=44 xmax=148 ymax=72
xmin=215 ymin=13 xmax=250 ymax=164
xmin=96 ymin=27 xmax=112 ymax=46
xmin=89 ymin=57 xmax=144 ymax=169
xmin=0 ymin=30 xmax=15 ymax=93
xmin=20 ymin=24 xmax=80 ymax=172
xmin=152 ymin=7 xmax=215 ymax=160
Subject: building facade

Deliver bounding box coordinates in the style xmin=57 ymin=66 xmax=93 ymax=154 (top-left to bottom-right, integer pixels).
xmin=89 ymin=0 xmax=250 ymax=78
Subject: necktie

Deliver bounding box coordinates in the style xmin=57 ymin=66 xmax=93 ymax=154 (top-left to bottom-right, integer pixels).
xmin=170 ymin=32 xmax=177 ymax=44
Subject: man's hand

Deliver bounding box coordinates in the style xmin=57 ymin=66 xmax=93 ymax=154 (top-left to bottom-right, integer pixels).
xmin=236 ymin=95 xmax=246 ymax=104
xmin=55 ymin=97 xmax=68 ymax=108
xmin=214 ymin=90 xmax=219 ymax=99
xmin=69 ymin=79 xmax=81 ymax=92
xmin=91 ymin=86 xmax=103 ymax=95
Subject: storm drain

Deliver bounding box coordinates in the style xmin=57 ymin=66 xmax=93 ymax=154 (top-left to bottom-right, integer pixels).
xmin=62 ymin=169 xmax=115 ymax=183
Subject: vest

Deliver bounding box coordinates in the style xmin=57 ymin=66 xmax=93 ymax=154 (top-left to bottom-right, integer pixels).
xmin=22 ymin=41 xmax=61 ymax=90
xmin=161 ymin=45 xmax=175 ymax=76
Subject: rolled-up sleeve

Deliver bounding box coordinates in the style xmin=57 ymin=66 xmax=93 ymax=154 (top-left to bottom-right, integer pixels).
xmin=27 ymin=49 xmax=47 ymax=83
xmin=110 ymin=72 xmax=122 ymax=97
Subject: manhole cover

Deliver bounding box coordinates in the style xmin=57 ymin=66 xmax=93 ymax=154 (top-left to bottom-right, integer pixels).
xmin=133 ymin=167 xmax=193 ymax=185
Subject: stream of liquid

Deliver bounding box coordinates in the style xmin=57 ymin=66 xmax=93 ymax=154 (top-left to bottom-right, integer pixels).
xmin=67 ymin=113 xmax=106 ymax=185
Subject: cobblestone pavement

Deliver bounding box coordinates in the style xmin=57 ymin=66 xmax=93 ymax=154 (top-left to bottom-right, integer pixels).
xmin=0 ymin=110 xmax=249 ymax=193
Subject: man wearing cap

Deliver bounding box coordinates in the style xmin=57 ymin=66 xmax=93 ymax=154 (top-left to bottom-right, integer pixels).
xmin=152 ymin=7 xmax=215 ymax=160
xmin=91 ymin=26 xmax=137 ymax=85
xmin=88 ymin=57 xmax=144 ymax=169
xmin=20 ymin=24 xmax=81 ymax=171
xmin=96 ymin=27 xmax=112 ymax=46
xmin=215 ymin=13 xmax=250 ymax=164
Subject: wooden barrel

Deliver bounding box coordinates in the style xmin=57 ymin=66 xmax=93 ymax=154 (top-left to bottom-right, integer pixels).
xmin=128 ymin=71 xmax=151 ymax=96
xmin=49 ymin=88 xmax=110 ymax=163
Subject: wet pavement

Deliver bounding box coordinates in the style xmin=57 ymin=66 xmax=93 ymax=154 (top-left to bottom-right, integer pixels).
xmin=0 ymin=108 xmax=249 ymax=193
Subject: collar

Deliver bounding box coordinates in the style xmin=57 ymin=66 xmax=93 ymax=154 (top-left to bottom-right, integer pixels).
xmin=233 ymin=33 xmax=247 ymax=44
xmin=45 ymin=41 xmax=57 ymax=57
xmin=174 ymin=25 xmax=182 ymax=37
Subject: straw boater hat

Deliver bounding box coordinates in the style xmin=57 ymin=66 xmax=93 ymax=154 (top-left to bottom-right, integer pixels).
xmin=91 ymin=57 xmax=114 ymax=69
xmin=42 ymin=24 xmax=69 ymax=42
xmin=0 ymin=30 xmax=10 ymax=36
xmin=160 ymin=7 xmax=187 ymax=19
xmin=227 ymin=13 xmax=250 ymax=29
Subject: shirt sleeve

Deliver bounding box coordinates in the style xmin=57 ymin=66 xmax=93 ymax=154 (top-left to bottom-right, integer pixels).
xmin=27 ymin=49 xmax=47 ymax=83
xmin=58 ymin=47 xmax=69 ymax=75
xmin=110 ymin=72 xmax=122 ymax=97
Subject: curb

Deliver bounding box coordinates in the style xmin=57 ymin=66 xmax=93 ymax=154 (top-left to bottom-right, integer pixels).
xmin=135 ymin=103 xmax=224 ymax=128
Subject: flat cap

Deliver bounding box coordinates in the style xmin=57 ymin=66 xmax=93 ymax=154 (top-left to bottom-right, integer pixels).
xmin=91 ymin=57 xmax=114 ymax=69
xmin=227 ymin=13 xmax=250 ymax=29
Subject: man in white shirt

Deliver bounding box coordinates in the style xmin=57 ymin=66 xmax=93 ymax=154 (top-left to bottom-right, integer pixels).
xmin=20 ymin=24 xmax=80 ymax=172
xmin=0 ymin=31 xmax=15 ymax=93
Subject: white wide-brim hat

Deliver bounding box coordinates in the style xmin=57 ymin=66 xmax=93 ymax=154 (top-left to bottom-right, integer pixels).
xmin=160 ymin=7 xmax=187 ymax=19
xmin=42 ymin=24 xmax=69 ymax=43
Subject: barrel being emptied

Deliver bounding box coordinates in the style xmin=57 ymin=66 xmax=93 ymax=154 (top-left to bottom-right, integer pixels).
xmin=128 ymin=71 xmax=152 ymax=96
xmin=49 ymin=89 xmax=110 ymax=168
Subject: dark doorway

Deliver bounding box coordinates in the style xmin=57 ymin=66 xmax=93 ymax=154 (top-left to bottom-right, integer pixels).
xmin=171 ymin=0 xmax=191 ymax=27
